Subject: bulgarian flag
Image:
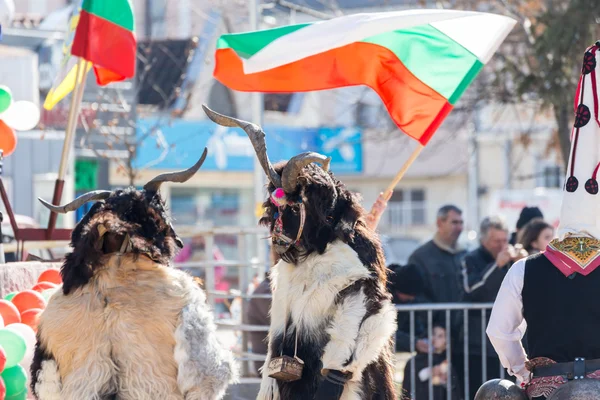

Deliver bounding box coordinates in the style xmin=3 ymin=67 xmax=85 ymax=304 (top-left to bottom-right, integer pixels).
xmin=214 ymin=10 xmax=515 ymax=145
xmin=44 ymin=0 xmax=136 ymax=110
xmin=71 ymin=0 xmax=136 ymax=86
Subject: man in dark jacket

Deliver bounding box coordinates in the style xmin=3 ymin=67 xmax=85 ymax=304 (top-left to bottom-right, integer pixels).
xmin=461 ymin=216 xmax=527 ymax=396
xmin=407 ymin=204 xmax=466 ymax=305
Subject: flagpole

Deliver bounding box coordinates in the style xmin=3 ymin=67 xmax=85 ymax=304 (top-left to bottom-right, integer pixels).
xmin=46 ymin=58 xmax=89 ymax=237
xmin=383 ymin=144 xmax=424 ymax=198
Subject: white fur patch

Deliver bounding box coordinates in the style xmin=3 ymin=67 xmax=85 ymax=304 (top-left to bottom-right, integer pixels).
xmin=341 ymin=380 xmax=363 ymax=400
xmin=345 ymin=300 xmax=397 ymax=380
xmin=174 ymin=277 xmax=239 ymax=400
xmin=269 ymin=240 xmax=371 ymax=335
xmin=257 ymin=375 xmax=280 ymax=400
xmin=321 ymin=289 xmax=367 ymax=371
xmin=34 ymin=360 xmax=62 ymax=400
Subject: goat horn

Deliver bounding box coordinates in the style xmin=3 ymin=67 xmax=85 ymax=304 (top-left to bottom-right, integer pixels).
xmin=282 ymin=152 xmax=332 ymax=193
xmin=38 ymin=190 xmax=112 ymax=214
xmin=202 ymin=104 xmax=282 ymax=188
xmin=143 ymin=147 xmax=208 ymax=193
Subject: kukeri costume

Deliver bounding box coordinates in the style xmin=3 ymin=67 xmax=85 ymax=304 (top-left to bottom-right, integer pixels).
xmin=486 ymin=42 xmax=600 ymax=400
xmin=203 ymin=106 xmax=397 ymax=400
xmin=31 ymin=149 xmax=238 ymax=400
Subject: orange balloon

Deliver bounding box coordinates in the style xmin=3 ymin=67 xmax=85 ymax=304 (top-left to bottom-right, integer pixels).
xmin=20 ymin=308 xmax=42 ymax=333
xmin=11 ymin=290 xmax=46 ymax=314
xmin=31 ymin=282 xmax=57 ymax=293
xmin=37 ymin=269 xmax=62 ymax=285
xmin=0 ymin=120 xmax=16 ymax=156
xmin=0 ymin=301 xmax=19 ymax=326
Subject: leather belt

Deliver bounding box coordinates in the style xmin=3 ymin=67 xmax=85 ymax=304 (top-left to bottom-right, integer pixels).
xmin=533 ymin=358 xmax=600 ymax=379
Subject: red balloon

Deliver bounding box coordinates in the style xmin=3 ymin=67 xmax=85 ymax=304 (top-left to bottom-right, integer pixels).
xmin=0 ymin=301 xmax=19 ymax=326
xmin=0 ymin=120 xmax=16 ymax=157
xmin=11 ymin=291 xmax=45 ymax=314
xmin=0 ymin=345 xmax=6 ymax=373
xmin=0 ymin=375 xmax=5 ymax=399
xmin=31 ymin=282 xmax=57 ymax=293
xmin=37 ymin=269 xmax=62 ymax=285
xmin=20 ymin=308 xmax=42 ymax=333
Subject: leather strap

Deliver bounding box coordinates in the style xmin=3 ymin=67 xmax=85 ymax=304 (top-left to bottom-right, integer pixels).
xmin=533 ymin=358 xmax=600 ymax=379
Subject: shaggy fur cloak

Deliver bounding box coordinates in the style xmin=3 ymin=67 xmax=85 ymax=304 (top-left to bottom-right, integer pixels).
xmin=257 ymin=241 xmax=397 ymax=400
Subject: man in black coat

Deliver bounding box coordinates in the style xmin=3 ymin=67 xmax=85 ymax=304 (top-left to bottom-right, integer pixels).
xmin=461 ymin=216 xmax=527 ymax=396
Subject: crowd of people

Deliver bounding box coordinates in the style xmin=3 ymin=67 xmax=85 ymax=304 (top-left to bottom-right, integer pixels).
xmin=387 ymin=202 xmax=554 ymax=399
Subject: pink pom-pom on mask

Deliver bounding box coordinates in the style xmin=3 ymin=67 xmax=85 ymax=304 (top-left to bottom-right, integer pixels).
xmin=270 ymin=188 xmax=288 ymax=206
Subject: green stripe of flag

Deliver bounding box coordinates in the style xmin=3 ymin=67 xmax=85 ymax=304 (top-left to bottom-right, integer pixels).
xmin=82 ymin=0 xmax=135 ymax=31
xmin=361 ymin=25 xmax=483 ymax=104
xmin=217 ymin=24 xmax=310 ymax=59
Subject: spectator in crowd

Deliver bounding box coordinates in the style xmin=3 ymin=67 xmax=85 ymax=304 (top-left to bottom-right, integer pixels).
xmin=407 ymin=205 xmax=466 ymax=305
xmin=509 ymin=206 xmax=544 ymax=245
xmin=388 ymin=263 xmax=429 ymax=353
xmin=402 ymin=324 xmax=463 ymax=400
xmin=365 ymin=190 xmax=393 ymax=230
xmin=517 ymin=218 xmax=555 ymax=254
xmin=245 ymin=248 xmax=278 ymax=375
xmin=461 ymin=216 xmax=527 ymax=395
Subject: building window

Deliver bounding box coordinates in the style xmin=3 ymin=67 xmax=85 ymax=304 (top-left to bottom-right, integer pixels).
xmin=263 ymin=93 xmax=304 ymax=113
xmin=536 ymin=163 xmax=563 ymax=188
xmin=386 ymin=189 xmax=427 ymax=229
xmin=149 ymin=0 xmax=166 ymax=38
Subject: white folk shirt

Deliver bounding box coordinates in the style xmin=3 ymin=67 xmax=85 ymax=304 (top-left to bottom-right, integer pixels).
xmin=486 ymin=258 xmax=529 ymax=384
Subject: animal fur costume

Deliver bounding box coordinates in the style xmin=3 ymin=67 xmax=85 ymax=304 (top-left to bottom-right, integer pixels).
xmin=203 ymin=106 xmax=397 ymax=400
xmin=31 ymin=148 xmax=238 ymax=400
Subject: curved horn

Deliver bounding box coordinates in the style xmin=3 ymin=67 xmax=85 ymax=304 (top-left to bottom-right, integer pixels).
xmin=38 ymin=190 xmax=112 ymax=214
xmin=143 ymin=147 xmax=208 ymax=193
xmin=282 ymin=152 xmax=332 ymax=193
xmin=202 ymin=104 xmax=282 ymax=188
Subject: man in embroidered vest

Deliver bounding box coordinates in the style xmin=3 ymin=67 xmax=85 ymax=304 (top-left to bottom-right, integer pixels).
xmin=485 ymin=42 xmax=600 ymax=400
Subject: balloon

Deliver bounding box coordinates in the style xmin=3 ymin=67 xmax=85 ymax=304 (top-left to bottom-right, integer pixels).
xmin=0 ymin=377 xmax=5 ymax=400
xmin=0 ymin=302 xmax=19 ymax=326
xmin=40 ymin=289 xmax=57 ymax=302
xmin=0 ymin=366 xmax=25 ymax=397
xmin=0 ymin=345 xmax=6 ymax=373
xmin=0 ymin=120 xmax=16 ymax=157
xmin=3 ymin=294 xmax=16 ymax=302
xmin=0 ymin=87 xmax=12 ymax=114
xmin=31 ymin=282 xmax=56 ymax=293
xmin=0 ymin=100 xmax=40 ymax=132
xmin=19 ymin=309 xmax=41 ymax=333
xmin=5 ymin=324 xmax=34 ymax=380
xmin=0 ymin=331 xmax=25 ymax=369
xmin=37 ymin=269 xmax=62 ymax=285
xmin=11 ymin=291 xmax=45 ymax=314
xmin=5 ymin=388 xmax=26 ymax=400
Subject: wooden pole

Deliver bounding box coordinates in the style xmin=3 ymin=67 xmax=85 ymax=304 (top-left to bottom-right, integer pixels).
xmin=47 ymin=58 xmax=89 ymax=237
xmin=383 ymin=144 xmax=425 ymax=198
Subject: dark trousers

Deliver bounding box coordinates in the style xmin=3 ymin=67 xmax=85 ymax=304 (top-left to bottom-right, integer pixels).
xmin=453 ymin=354 xmax=514 ymax=399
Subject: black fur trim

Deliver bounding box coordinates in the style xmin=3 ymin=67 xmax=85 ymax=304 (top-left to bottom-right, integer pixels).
xmin=31 ymin=327 xmax=56 ymax=396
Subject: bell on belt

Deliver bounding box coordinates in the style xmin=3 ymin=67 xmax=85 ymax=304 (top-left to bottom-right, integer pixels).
xmin=267 ymin=355 xmax=304 ymax=382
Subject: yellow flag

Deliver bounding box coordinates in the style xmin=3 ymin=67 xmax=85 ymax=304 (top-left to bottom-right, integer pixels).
xmin=43 ymin=2 xmax=92 ymax=110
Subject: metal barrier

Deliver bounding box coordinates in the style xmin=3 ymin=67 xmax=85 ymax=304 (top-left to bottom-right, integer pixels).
xmin=174 ymin=226 xmax=506 ymax=399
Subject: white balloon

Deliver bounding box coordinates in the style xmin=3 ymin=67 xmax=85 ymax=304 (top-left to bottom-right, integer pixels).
xmin=5 ymin=323 xmax=36 ymax=356
xmin=0 ymin=100 xmax=41 ymax=131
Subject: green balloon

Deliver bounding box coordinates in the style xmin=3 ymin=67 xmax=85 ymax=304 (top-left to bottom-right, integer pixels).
xmin=3 ymin=292 xmax=17 ymax=302
xmin=0 ymin=86 xmax=12 ymax=114
xmin=1 ymin=365 xmax=26 ymax=397
xmin=5 ymin=388 xmax=26 ymax=400
xmin=0 ymin=330 xmax=25 ymax=369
